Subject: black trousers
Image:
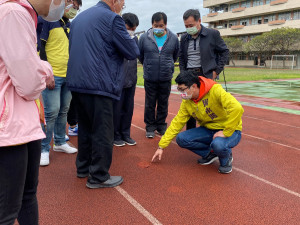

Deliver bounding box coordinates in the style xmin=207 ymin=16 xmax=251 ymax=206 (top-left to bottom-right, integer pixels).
xmin=0 ymin=140 xmax=41 ymax=225
xmin=67 ymin=94 xmax=78 ymax=127
xmin=113 ymin=86 xmax=136 ymax=141
xmin=72 ymin=92 xmax=113 ymax=184
xmin=144 ymin=80 xmax=171 ymax=133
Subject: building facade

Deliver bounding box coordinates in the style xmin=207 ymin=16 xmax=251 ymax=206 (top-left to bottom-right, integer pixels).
xmin=202 ymin=0 xmax=300 ymax=67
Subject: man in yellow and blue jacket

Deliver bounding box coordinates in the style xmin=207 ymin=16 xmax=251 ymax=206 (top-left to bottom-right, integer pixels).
xmin=152 ymin=70 xmax=244 ymax=174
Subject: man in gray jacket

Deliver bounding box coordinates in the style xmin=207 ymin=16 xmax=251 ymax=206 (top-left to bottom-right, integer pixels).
xmin=138 ymin=12 xmax=179 ymax=138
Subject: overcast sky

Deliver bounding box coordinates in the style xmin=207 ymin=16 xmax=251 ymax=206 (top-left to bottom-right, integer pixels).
xmin=79 ymin=0 xmax=209 ymax=33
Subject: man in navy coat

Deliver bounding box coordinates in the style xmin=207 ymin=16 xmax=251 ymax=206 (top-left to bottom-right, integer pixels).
xmin=67 ymin=0 xmax=140 ymax=189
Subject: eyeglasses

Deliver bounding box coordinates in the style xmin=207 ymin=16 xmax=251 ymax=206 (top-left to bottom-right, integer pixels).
xmin=177 ymin=86 xmax=189 ymax=93
xmin=122 ymin=4 xmax=126 ymax=9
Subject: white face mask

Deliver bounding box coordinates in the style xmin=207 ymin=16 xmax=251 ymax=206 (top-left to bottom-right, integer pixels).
xmin=181 ymin=91 xmax=192 ymax=100
xmin=127 ymin=30 xmax=135 ymax=38
xmin=42 ymin=0 xmax=66 ymax=22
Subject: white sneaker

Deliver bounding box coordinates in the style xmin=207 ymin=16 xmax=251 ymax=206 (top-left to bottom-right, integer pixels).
xmin=40 ymin=152 xmax=50 ymax=166
xmin=53 ymin=143 xmax=77 ymax=154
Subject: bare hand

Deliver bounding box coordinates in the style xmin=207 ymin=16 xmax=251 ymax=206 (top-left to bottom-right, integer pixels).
xmin=151 ymin=148 xmax=163 ymax=162
xmin=213 ymin=131 xmax=225 ymax=139
xmin=46 ymin=76 xmax=55 ymax=90
xmin=213 ymin=71 xmax=218 ymax=80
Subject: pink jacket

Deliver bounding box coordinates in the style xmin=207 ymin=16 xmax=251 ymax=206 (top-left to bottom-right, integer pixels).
xmin=0 ymin=0 xmax=53 ymax=147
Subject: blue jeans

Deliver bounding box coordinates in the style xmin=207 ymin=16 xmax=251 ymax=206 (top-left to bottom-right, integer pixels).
xmin=41 ymin=76 xmax=72 ymax=153
xmin=176 ymin=127 xmax=242 ymax=166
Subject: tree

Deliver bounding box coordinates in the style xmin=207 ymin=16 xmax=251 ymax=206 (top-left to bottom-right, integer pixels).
xmin=245 ymin=27 xmax=300 ymax=67
xmin=223 ymin=37 xmax=243 ymax=66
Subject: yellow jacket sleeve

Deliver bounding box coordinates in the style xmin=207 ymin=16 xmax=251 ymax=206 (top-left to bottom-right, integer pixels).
xmin=158 ymin=101 xmax=191 ymax=149
xmin=213 ymin=86 xmax=244 ymax=137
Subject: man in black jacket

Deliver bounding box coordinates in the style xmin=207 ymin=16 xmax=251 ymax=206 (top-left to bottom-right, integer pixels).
xmin=179 ymin=9 xmax=229 ymax=130
xmin=139 ymin=12 xmax=179 ymax=138
xmin=113 ymin=13 xmax=139 ymax=147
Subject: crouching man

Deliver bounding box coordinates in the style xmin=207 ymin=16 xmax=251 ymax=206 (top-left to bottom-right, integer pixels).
xmin=151 ymin=70 xmax=244 ymax=174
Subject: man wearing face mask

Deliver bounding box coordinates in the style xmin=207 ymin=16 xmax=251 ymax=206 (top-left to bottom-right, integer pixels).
xmin=151 ymin=70 xmax=243 ymax=174
xmin=179 ymin=9 xmax=229 ymax=130
xmin=138 ymin=12 xmax=179 ymax=138
xmin=0 ymin=0 xmax=60 ymax=223
xmin=39 ymin=0 xmax=82 ymax=166
xmin=67 ymin=0 xmax=140 ymax=189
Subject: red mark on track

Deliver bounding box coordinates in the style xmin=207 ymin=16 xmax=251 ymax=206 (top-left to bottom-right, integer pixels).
xmin=138 ymin=161 xmax=151 ymax=168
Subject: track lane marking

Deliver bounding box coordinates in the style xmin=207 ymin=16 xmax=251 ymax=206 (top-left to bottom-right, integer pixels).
xmin=131 ymin=123 xmax=300 ymax=199
xmin=115 ymin=187 xmax=163 ymax=225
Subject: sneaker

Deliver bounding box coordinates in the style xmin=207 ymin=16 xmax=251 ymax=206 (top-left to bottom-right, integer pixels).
xmin=65 ymin=134 xmax=70 ymax=141
xmin=68 ymin=124 xmax=78 ymax=136
xmin=197 ymin=152 xmax=218 ymax=165
xmin=53 ymin=143 xmax=77 ymax=154
xmin=86 ymin=176 xmax=123 ymax=188
xmin=218 ymin=154 xmax=233 ymax=174
xmin=123 ymin=137 xmax=136 ymax=146
xmin=113 ymin=140 xmax=126 ymax=147
xmin=40 ymin=152 xmax=50 ymax=166
xmin=146 ymin=131 xmax=155 ymax=138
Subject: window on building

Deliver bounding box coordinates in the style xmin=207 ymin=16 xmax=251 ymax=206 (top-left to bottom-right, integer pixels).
xmin=265 ymin=0 xmax=271 ymax=4
xmin=278 ymin=12 xmax=292 ymax=21
xmin=229 ymin=20 xmax=238 ymax=28
xmin=238 ymin=53 xmax=247 ymax=60
xmin=241 ymin=0 xmax=251 ymax=8
xmin=253 ymin=0 xmax=264 ymax=7
xmin=264 ymin=14 xmax=276 ymax=23
xmin=294 ymin=11 xmax=300 ymax=20
xmin=240 ymin=18 xmax=250 ymax=26
xmin=251 ymin=16 xmax=262 ymax=25
xmin=229 ymin=3 xmax=239 ymax=11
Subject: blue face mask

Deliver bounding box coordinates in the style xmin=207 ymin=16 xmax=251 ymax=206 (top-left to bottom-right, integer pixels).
xmin=153 ymin=28 xmax=165 ymax=37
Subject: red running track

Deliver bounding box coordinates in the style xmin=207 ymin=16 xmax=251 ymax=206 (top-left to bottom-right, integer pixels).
xmin=34 ymin=87 xmax=300 ymax=225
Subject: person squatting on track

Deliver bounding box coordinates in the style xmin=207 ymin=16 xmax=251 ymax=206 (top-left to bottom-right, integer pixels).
xmin=152 ymin=71 xmax=244 ymax=174
xmin=0 ymin=0 xmax=61 ymax=223
xmin=67 ymin=0 xmax=140 ymax=189
xmin=113 ymin=13 xmax=140 ymax=147
xmin=179 ymin=9 xmax=229 ymax=130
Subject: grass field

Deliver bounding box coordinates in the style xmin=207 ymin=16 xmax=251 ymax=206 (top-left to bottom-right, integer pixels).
xmin=136 ymin=65 xmax=300 ymax=86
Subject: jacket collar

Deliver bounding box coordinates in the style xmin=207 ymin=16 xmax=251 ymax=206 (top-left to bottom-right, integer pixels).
xmin=97 ymin=1 xmax=111 ymax=10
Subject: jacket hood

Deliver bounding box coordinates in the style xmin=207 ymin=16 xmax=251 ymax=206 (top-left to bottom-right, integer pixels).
xmin=0 ymin=0 xmax=37 ymax=27
xmin=192 ymin=76 xmax=216 ymax=103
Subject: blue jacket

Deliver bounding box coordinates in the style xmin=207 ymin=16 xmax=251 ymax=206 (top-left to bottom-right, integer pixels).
xmin=179 ymin=25 xmax=229 ymax=79
xmin=138 ymin=28 xmax=179 ymax=82
xmin=66 ymin=1 xmax=140 ymax=100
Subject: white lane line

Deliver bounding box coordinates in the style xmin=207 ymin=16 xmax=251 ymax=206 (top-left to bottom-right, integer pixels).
xmin=243 ymin=115 xmax=300 ymax=129
xmin=233 ymin=167 xmax=300 ymax=198
xmin=244 ymin=133 xmax=300 ymax=151
xmin=131 ymin=123 xmax=300 ymax=199
xmin=115 ymin=186 xmax=163 ymax=225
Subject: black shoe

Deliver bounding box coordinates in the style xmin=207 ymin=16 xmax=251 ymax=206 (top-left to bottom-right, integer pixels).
xmin=77 ymin=172 xmax=89 ymax=178
xmin=146 ymin=131 xmax=155 ymax=138
xmin=197 ymin=152 xmax=218 ymax=165
xmin=123 ymin=137 xmax=136 ymax=146
xmin=114 ymin=140 xmax=126 ymax=147
xmin=218 ymin=155 xmax=233 ymax=174
xmin=86 ymin=176 xmax=123 ymax=188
